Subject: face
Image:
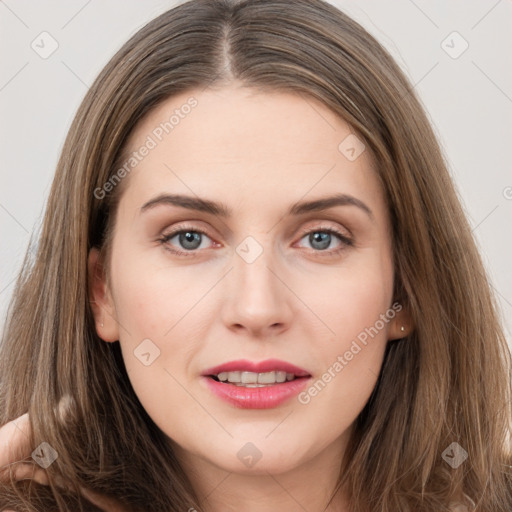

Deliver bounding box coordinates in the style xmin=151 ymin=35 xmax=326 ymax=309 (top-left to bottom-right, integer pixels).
xmin=89 ymin=84 xmax=409 ymax=480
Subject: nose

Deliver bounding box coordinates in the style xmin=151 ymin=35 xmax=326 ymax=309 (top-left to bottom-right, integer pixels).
xmin=220 ymin=239 xmax=293 ymax=338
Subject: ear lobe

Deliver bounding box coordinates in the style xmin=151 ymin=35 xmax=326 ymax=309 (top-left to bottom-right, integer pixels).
xmin=387 ymin=305 xmax=413 ymax=341
xmin=88 ymin=247 xmax=119 ymax=342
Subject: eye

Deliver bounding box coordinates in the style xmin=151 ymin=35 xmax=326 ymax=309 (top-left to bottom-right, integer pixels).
xmin=295 ymin=226 xmax=353 ymax=256
xmin=158 ymin=226 xmax=215 ymax=256
xmin=158 ymin=224 xmax=354 ymax=258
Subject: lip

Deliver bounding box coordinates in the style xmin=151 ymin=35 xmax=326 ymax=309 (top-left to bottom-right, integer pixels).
xmin=201 ymin=358 xmax=310 ymax=378
xmin=201 ymin=375 xmax=311 ymax=409
xmin=200 ymin=358 xmax=312 ymax=409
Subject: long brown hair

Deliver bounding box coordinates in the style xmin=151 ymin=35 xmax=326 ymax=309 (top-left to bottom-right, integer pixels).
xmin=1 ymin=0 xmax=511 ymax=510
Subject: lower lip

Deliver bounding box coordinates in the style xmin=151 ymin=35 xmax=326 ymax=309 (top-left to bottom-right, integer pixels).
xmin=202 ymin=376 xmax=311 ymax=409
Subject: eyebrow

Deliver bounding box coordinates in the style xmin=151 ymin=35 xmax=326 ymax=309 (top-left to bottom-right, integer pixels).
xmin=140 ymin=192 xmax=374 ymax=220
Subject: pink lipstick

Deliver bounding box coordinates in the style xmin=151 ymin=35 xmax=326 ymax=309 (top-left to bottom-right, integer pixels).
xmin=201 ymin=358 xmax=311 ymax=409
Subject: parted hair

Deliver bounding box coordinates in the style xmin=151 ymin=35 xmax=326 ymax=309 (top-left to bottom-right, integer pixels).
xmin=1 ymin=0 xmax=511 ymax=510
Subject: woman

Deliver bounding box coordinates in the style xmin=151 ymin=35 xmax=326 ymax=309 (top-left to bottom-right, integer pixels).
xmin=0 ymin=0 xmax=510 ymax=510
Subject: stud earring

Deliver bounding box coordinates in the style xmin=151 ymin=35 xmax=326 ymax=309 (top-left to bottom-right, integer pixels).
xmin=400 ymin=326 xmax=405 ymax=332
xmin=101 ymin=317 xmax=104 ymax=327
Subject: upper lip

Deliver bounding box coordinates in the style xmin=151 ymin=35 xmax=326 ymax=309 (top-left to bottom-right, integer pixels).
xmin=202 ymin=359 xmax=310 ymax=377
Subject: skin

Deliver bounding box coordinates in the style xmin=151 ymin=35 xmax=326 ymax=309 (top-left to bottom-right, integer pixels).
xmin=0 ymin=412 xmax=125 ymax=511
xmin=0 ymin=84 xmax=411 ymax=511
xmin=88 ymin=83 xmax=410 ymax=511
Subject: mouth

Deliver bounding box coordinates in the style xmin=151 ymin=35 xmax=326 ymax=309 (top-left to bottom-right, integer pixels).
xmin=200 ymin=359 xmax=311 ymax=408
xmin=208 ymin=370 xmax=308 ymax=387
xmin=202 ymin=358 xmax=311 ymax=387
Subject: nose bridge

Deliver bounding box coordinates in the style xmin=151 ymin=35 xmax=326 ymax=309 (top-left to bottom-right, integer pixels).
xmin=221 ymin=233 xmax=292 ymax=333
xmin=233 ymin=233 xmax=281 ymax=301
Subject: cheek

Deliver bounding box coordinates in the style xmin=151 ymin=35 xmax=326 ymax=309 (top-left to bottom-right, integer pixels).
xmin=312 ymin=252 xmax=394 ymax=344
xmin=108 ymin=247 xmax=223 ymax=403
xmin=298 ymin=252 xmax=394 ymax=407
xmin=110 ymin=249 xmax=212 ymax=338
xmin=108 ymin=255 xmax=199 ymax=430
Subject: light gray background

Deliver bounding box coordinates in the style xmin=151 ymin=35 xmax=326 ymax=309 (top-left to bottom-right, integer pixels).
xmin=1 ymin=1 xmax=511 ymax=346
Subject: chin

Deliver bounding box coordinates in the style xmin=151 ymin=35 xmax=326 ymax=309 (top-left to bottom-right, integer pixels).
xmin=205 ymin=440 xmax=307 ymax=475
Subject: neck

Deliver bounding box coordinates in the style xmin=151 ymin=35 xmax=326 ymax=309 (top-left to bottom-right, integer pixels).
xmin=173 ymin=434 xmax=353 ymax=512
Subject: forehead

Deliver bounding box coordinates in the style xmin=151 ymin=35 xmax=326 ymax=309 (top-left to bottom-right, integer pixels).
xmin=116 ymin=84 xmax=385 ymax=220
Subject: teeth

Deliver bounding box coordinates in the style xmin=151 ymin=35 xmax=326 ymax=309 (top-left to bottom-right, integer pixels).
xmin=275 ymin=371 xmax=287 ymax=383
xmin=241 ymin=371 xmax=258 ymax=384
xmin=215 ymin=370 xmax=297 ymax=385
xmin=257 ymin=371 xmax=275 ymax=384
xmin=227 ymin=371 xmax=241 ymax=383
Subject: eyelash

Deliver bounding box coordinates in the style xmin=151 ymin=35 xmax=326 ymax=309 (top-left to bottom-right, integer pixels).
xmin=157 ymin=224 xmax=354 ymax=258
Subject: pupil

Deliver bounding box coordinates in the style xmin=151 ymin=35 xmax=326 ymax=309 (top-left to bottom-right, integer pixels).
xmin=180 ymin=231 xmax=201 ymax=250
xmin=311 ymin=232 xmax=330 ymax=250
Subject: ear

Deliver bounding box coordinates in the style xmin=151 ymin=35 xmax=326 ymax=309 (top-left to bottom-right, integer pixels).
xmin=387 ymin=302 xmax=413 ymax=341
xmin=88 ymin=247 xmax=119 ymax=342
